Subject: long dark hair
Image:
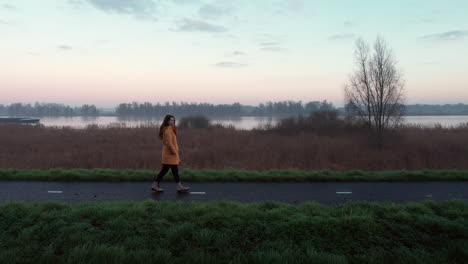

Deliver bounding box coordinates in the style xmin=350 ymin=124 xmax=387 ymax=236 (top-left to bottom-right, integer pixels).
xmin=159 ymin=115 xmax=175 ymax=140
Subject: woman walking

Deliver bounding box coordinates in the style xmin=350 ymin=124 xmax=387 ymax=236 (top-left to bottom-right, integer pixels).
xmin=152 ymin=115 xmax=190 ymax=193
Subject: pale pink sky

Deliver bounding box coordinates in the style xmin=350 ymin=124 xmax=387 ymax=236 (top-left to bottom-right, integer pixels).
xmin=2 ymin=0 xmax=468 ymax=107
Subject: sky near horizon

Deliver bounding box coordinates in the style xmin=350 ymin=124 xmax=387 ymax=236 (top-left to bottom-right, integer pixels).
xmin=1 ymin=0 xmax=468 ymax=107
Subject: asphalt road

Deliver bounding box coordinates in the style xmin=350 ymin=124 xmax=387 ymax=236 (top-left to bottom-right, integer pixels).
xmin=0 ymin=181 xmax=466 ymax=205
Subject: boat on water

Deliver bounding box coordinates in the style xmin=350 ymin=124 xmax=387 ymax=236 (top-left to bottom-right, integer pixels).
xmin=0 ymin=117 xmax=41 ymax=124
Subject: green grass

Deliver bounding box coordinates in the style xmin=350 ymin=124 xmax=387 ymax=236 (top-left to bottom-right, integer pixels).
xmin=0 ymin=168 xmax=467 ymax=182
xmin=0 ymin=200 xmax=466 ymax=263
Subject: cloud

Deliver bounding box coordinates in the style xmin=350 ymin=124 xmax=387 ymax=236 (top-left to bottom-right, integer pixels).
xmin=419 ymin=30 xmax=468 ymax=41
xmin=173 ymin=0 xmax=200 ymax=4
xmin=68 ymin=0 xmax=84 ymax=7
xmin=212 ymin=33 xmax=238 ymax=40
xmin=259 ymin=42 xmax=286 ymax=52
xmin=256 ymin=33 xmax=287 ymax=43
xmin=232 ymin=51 xmax=246 ymax=56
xmin=0 ymin=19 xmax=8 ymax=25
xmin=418 ymin=61 xmax=438 ymax=66
xmin=214 ymin=61 xmax=247 ymax=68
xmin=175 ymin=18 xmax=226 ymax=32
xmin=328 ymin=33 xmax=355 ymax=40
xmin=261 ymin=46 xmax=286 ymax=52
xmin=343 ymin=20 xmax=354 ymax=27
xmin=260 ymin=42 xmax=281 ymax=46
xmin=418 ymin=17 xmax=436 ymax=23
xmin=273 ymin=0 xmax=305 ymax=15
xmin=57 ymin=45 xmax=73 ymax=51
xmin=198 ymin=4 xmax=232 ymax=20
xmin=2 ymin=4 xmax=15 ymax=10
xmin=83 ymin=0 xmax=156 ymax=18
xmin=288 ymin=0 xmax=304 ymax=11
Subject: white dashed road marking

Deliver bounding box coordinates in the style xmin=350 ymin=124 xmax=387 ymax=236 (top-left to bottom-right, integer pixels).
xmin=47 ymin=191 xmax=63 ymax=193
xmin=190 ymin=192 xmax=206 ymax=194
xmin=336 ymin=191 xmax=352 ymax=194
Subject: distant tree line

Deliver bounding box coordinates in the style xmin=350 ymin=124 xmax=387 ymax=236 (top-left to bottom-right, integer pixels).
xmin=2 ymin=101 xmax=468 ymax=117
xmin=0 ymin=103 xmax=99 ymax=117
xmin=251 ymin=100 xmax=334 ymax=115
xmin=115 ymin=100 xmax=335 ymax=117
xmin=115 ymin=102 xmax=243 ymax=117
xmin=404 ymin=104 xmax=468 ymax=115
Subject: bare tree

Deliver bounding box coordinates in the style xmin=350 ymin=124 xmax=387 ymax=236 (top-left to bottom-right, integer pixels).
xmin=344 ymin=37 xmax=405 ymax=148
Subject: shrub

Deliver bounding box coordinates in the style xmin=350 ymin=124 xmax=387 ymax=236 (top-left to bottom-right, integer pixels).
xmin=178 ymin=115 xmax=211 ymax=129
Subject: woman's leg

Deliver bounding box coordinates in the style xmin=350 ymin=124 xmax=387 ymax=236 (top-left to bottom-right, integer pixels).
xmin=170 ymin=165 xmax=189 ymax=191
xmin=154 ymin=164 xmax=170 ymax=183
xmin=169 ymin=165 xmax=180 ymax=183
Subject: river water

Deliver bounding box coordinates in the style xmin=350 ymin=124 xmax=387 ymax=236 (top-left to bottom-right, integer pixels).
xmin=24 ymin=115 xmax=468 ymax=129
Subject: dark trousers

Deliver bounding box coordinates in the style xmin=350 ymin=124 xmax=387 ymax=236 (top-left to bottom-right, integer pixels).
xmin=154 ymin=164 xmax=180 ymax=183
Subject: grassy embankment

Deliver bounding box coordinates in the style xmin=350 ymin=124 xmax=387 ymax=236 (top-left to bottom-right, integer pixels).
xmin=0 ymin=168 xmax=467 ymax=181
xmin=0 ymin=200 xmax=466 ymax=263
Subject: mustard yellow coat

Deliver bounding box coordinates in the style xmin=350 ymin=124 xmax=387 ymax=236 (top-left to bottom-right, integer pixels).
xmin=161 ymin=126 xmax=180 ymax=165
